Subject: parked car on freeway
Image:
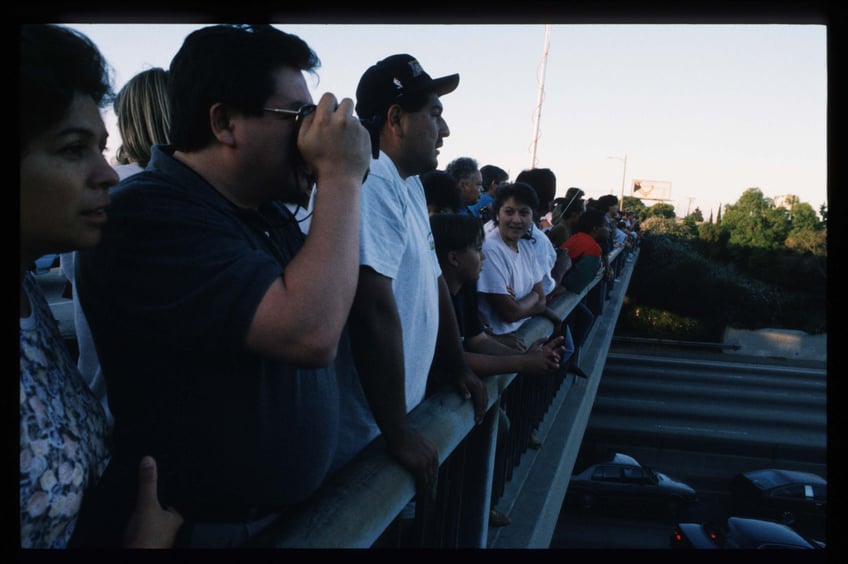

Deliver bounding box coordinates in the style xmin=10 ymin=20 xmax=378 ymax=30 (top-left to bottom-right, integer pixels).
xmin=670 ymin=516 xmax=824 ymax=549
xmin=728 ymin=468 xmax=826 ymax=540
xmin=566 ymin=452 xmax=698 ymax=517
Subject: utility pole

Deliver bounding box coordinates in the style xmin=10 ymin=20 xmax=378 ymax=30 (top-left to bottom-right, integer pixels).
xmin=529 ymin=24 xmax=551 ymax=169
xmin=608 ymin=155 xmax=627 ymax=203
xmin=620 ymin=154 xmax=627 ymax=203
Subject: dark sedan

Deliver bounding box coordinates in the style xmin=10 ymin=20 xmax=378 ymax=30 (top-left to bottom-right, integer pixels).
xmin=566 ymin=452 xmax=698 ymax=517
xmin=670 ymin=516 xmax=823 ymax=549
xmin=728 ymin=468 xmax=826 ymax=540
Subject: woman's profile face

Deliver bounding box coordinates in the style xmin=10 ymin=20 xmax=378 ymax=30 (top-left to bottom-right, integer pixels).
xmin=496 ymin=196 xmax=534 ymax=244
xmin=20 ymin=93 xmax=118 ymax=265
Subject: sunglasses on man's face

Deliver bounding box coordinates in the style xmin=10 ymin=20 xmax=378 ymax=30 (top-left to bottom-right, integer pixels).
xmin=265 ymin=103 xmax=371 ymax=184
xmin=262 ymin=103 xmax=317 ymax=123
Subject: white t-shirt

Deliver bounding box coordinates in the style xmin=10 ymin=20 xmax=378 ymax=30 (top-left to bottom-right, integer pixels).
xmin=476 ymin=226 xmax=545 ymax=335
xmin=331 ymin=151 xmax=442 ymax=472
xmin=527 ymin=223 xmax=558 ymax=296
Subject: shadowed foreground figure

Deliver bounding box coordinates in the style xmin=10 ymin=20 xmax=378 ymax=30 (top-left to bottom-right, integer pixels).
xmin=74 ymin=24 xmax=371 ymax=547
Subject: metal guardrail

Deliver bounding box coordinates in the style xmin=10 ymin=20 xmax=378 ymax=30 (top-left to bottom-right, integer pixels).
xmin=248 ymin=246 xmax=635 ymax=548
xmin=38 ymin=243 xmax=636 ymax=548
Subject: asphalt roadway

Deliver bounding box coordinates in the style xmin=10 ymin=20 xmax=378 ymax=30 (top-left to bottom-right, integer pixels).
xmin=548 ymin=342 xmax=829 ymax=552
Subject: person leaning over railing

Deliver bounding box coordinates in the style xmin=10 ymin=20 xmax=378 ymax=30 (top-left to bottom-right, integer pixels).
xmin=476 ymin=182 xmax=558 ymax=337
xmin=559 ymin=208 xmax=613 ymax=317
xmin=430 ymin=211 xmax=565 ymax=527
xmin=515 ymin=169 xmax=592 ymax=378
xmin=330 ymin=54 xmax=487 ymax=488
xmin=73 ymin=24 xmax=372 ymax=547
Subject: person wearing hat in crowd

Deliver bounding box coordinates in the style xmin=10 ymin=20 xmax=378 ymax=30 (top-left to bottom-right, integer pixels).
xmin=332 ymin=54 xmax=487 ymax=486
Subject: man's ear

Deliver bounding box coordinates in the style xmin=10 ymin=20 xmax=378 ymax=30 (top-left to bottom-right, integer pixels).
xmin=447 ymin=249 xmax=462 ymax=268
xmin=209 ymin=103 xmax=236 ymax=146
xmin=387 ymin=104 xmax=404 ymax=136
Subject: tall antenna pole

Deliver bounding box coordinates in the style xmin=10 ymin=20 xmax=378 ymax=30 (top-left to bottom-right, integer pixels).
xmin=530 ymin=24 xmax=551 ymax=169
xmin=620 ymin=154 xmax=627 ymax=203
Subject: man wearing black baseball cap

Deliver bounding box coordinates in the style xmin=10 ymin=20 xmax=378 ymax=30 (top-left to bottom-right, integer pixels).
xmin=355 ymin=54 xmax=459 ymax=133
xmin=332 ymin=54 xmax=486 ymax=487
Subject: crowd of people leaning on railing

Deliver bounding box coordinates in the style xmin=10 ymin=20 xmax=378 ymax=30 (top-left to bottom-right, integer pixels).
xmin=19 ymin=23 xmax=640 ymax=549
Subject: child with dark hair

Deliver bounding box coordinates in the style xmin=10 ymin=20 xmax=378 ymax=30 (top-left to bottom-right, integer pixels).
xmin=430 ymin=212 xmax=564 ymax=526
xmin=430 ymin=213 xmax=564 ymax=377
xmin=422 ymin=169 xmax=462 ymax=215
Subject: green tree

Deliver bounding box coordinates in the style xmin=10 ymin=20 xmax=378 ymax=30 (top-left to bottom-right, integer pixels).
xmin=687 ymin=207 xmax=704 ymax=223
xmin=696 ymin=221 xmax=730 ymax=261
xmin=785 ymin=228 xmax=827 ymax=256
xmin=646 ymin=202 xmax=676 ymax=219
xmin=818 ymin=202 xmax=827 ymax=226
xmin=788 ymin=201 xmax=823 ymax=232
xmin=622 ymin=195 xmax=646 ymax=216
xmin=681 ymin=215 xmax=699 ymax=238
xmin=641 ymin=216 xmax=690 ymax=238
xmin=721 ymin=188 xmax=790 ymax=250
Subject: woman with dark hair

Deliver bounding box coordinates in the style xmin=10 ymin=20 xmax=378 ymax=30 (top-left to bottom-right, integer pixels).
xmin=20 ymin=24 xmax=182 ymax=548
xmin=476 ymin=182 xmax=561 ymax=336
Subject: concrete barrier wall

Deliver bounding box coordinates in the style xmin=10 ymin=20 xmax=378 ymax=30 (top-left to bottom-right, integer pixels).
xmin=723 ymin=327 xmax=827 ymax=362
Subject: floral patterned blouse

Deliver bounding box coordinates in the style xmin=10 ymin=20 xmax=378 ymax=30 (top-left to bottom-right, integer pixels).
xmin=20 ymin=272 xmax=109 ymax=548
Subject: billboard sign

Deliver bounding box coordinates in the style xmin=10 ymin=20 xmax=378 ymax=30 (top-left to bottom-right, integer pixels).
xmin=632 ymin=179 xmax=672 ymax=201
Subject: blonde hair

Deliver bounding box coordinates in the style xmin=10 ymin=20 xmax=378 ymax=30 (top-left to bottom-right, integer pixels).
xmin=114 ymin=67 xmax=171 ymax=168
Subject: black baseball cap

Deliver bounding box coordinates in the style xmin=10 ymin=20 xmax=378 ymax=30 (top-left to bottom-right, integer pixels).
xmin=355 ymin=54 xmax=459 ymax=120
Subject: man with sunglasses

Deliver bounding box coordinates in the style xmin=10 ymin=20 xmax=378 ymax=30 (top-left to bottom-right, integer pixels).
xmin=331 ymin=54 xmax=487 ymax=488
xmin=75 ymin=24 xmax=371 ymax=547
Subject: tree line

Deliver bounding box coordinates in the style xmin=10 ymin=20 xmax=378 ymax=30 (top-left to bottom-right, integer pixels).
xmin=617 ymin=188 xmax=827 ymax=341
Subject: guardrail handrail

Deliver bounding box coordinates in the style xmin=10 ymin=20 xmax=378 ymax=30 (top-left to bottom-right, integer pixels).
xmin=248 ymin=246 xmax=630 ymax=548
